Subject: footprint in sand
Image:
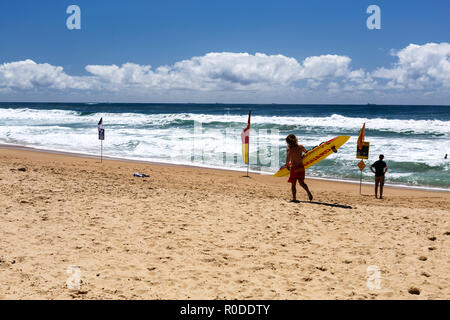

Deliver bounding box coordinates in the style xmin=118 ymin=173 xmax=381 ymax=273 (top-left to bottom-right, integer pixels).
xmin=343 ymin=260 xmax=352 ymax=264
xmin=408 ymin=287 xmax=421 ymax=295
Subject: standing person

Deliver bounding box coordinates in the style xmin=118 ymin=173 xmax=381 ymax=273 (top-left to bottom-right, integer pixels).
xmin=370 ymin=154 xmax=388 ymax=199
xmin=285 ymin=134 xmax=313 ymax=203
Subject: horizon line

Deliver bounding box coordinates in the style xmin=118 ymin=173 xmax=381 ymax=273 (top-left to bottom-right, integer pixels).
xmin=1 ymin=101 xmax=450 ymax=107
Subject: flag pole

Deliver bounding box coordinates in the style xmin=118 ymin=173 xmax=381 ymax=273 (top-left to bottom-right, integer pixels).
xmin=242 ymin=109 xmax=251 ymax=178
xmin=98 ymin=117 xmax=104 ymax=163
xmin=359 ymin=161 xmax=363 ymax=195
xmin=357 ymin=122 xmax=366 ymax=195
xmin=246 ymin=140 xmax=250 ymax=177
xmin=246 ymin=125 xmax=250 ymax=177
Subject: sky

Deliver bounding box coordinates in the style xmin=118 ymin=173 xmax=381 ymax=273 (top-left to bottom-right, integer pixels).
xmin=0 ymin=0 xmax=449 ymax=104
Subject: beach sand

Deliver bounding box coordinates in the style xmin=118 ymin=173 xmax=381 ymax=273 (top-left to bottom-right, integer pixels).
xmin=0 ymin=147 xmax=448 ymax=300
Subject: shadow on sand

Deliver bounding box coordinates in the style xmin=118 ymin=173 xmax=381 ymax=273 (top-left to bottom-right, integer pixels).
xmin=299 ymin=201 xmax=353 ymax=209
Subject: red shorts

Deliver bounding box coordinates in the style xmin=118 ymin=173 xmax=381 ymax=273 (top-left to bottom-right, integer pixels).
xmin=288 ymin=165 xmax=305 ymax=184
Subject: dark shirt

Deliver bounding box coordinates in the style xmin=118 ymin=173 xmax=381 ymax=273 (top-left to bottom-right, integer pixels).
xmin=371 ymin=160 xmax=387 ymax=176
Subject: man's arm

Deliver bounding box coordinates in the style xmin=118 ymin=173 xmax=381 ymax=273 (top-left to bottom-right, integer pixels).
xmin=300 ymin=145 xmax=307 ymax=157
xmin=370 ymin=165 xmax=375 ymax=174
xmin=384 ymin=165 xmax=388 ymax=174
xmin=285 ymin=147 xmax=291 ymax=167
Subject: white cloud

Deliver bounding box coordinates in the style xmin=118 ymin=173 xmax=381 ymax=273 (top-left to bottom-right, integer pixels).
xmin=327 ymin=81 xmax=340 ymax=93
xmin=85 ymin=52 xmax=305 ymax=90
xmin=86 ymin=63 xmax=154 ymax=87
xmin=1 ymin=44 xmax=450 ymax=104
xmin=170 ymin=52 xmax=303 ymax=87
xmin=84 ymin=52 xmax=358 ymax=91
xmin=373 ymin=42 xmax=450 ymax=89
xmin=0 ymin=52 xmax=356 ymax=92
xmin=343 ymin=69 xmax=378 ymax=91
xmin=0 ymin=59 xmax=92 ymax=90
xmin=300 ymin=54 xmax=351 ymax=79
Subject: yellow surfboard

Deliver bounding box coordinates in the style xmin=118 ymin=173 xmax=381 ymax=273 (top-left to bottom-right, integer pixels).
xmin=274 ymin=135 xmax=350 ymax=177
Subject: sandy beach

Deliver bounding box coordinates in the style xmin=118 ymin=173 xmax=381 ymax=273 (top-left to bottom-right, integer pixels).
xmin=0 ymin=146 xmax=448 ymax=300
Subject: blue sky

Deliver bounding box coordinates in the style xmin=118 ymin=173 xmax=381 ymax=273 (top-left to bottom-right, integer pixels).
xmin=1 ymin=0 xmax=450 ymax=104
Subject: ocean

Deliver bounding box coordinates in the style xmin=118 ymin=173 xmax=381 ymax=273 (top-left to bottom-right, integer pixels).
xmin=0 ymin=102 xmax=449 ymax=189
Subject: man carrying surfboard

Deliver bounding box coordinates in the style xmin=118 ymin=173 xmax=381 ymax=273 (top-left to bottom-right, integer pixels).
xmin=285 ymin=134 xmax=313 ymax=203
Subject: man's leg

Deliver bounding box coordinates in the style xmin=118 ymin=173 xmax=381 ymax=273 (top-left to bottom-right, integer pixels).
xmin=291 ymin=182 xmax=297 ymax=202
xmin=300 ymin=181 xmax=313 ymax=201
xmin=374 ymin=177 xmax=379 ymax=198
xmin=379 ymin=176 xmax=384 ymax=199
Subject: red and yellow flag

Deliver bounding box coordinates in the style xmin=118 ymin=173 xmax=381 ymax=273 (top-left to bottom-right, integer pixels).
xmin=241 ymin=109 xmax=252 ymax=164
xmin=357 ymin=123 xmax=365 ymax=150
